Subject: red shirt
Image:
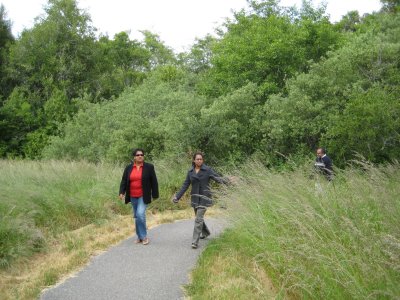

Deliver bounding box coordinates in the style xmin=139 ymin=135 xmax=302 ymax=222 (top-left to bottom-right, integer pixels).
xmin=129 ymin=164 xmax=143 ymax=197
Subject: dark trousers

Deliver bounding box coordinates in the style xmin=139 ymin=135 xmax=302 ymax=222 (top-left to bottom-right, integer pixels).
xmin=192 ymin=207 xmax=210 ymax=245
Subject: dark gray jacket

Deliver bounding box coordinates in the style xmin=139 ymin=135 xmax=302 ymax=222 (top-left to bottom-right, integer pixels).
xmin=175 ymin=164 xmax=226 ymax=208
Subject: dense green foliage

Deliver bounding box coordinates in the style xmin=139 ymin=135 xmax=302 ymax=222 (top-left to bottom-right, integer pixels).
xmin=0 ymin=0 xmax=174 ymax=158
xmin=42 ymin=69 xmax=209 ymax=162
xmin=0 ymin=5 xmax=14 ymax=101
xmin=187 ymin=161 xmax=400 ymax=299
xmin=1 ymin=0 xmax=399 ymax=167
xmin=197 ymin=1 xmax=342 ymax=97
xmin=259 ymin=13 xmax=400 ymax=166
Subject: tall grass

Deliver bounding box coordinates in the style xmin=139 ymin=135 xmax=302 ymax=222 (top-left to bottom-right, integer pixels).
xmin=187 ymin=161 xmax=400 ymax=299
xmin=0 ymin=159 xmax=189 ymax=268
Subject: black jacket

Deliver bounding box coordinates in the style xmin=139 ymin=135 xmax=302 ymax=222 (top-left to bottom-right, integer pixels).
xmin=315 ymin=155 xmax=333 ymax=179
xmin=176 ymin=164 xmax=226 ymax=208
xmin=119 ymin=162 xmax=159 ymax=204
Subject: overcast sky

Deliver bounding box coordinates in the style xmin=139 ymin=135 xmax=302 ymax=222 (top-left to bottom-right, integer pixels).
xmin=1 ymin=0 xmax=382 ymax=52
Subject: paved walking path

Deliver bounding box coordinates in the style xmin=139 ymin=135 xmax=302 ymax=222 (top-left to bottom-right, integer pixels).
xmin=40 ymin=218 xmax=227 ymax=300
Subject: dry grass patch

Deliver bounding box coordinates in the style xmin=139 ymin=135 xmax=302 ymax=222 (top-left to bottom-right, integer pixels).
xmin=210 ymin=255 xmax=276 ymax=298
xmin=186 ymin=248 xmax=278 ymax=300
xmin=0 ymin=209 xmax=195 ymax=300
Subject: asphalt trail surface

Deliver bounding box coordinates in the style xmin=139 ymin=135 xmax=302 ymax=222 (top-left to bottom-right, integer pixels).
xmin=40 ymin=218 xmax=227 ymax=300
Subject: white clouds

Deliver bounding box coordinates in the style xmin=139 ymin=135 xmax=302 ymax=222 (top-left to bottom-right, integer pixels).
xmin=0 ymin=0 xmax=382 ymax=52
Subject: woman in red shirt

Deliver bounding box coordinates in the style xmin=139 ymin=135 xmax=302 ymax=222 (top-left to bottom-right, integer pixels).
xmin=119 ymin=148 xmax=159 ymax=245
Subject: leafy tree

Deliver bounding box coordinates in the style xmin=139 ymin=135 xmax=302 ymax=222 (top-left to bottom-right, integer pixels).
xmin=198 ymin=0 xmax=341 ymax=97
xmin=42 ymin=69 xmax=207 ymax=163
xmin=335 ymin=11 xmax=361 ymax=32
xmin=94 ymin=32 xmax=151 ymax=99
xmin=0 ymin=4 xmax=14 ymax=101
xmin=2 ymin=0 xmax=101 ymax=157
xmin=259 ymin=12 xmax=400 ymax=166
xmin=178 ymin=35 xmax=216 ymax=74
xmin=380 ymin=0 xmax=400 ymax=13
xmin=0 ymin=5 xmax=13 ymax=48
xmin=323 ymin=87 xmax=400 ymax=162
xmin=246 ymin=0 xmax=281 ymax=18
xmin=1 ymin=0 xmax=179 ymax=159
xmin=108 ymin=32 xmax=151 ymax=79
xmin=0 ymin=87 xmax=41 ymax=157
xmin=197 ymin=83 xmax=262 ymax=164
xmin=141 ymin=30 xmax=176 ymax=69
xmin=8 ymin=0 xmax=98 ymax=101
xmin=8 ymin=0 xmax=399 ymax=169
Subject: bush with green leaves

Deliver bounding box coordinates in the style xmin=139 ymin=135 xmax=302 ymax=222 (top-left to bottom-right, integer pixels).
xmin=197 ymin=1 xmax=342 ymax=97
xmin=324 ymin=87 xmax=400 ymax=163
xmin=197 ymin=83 xmax=263 ymax=165
xmin=42 ymin=7 xmax=400 ymax=168
xmin=259 ymin=13 xmax=400 ymax=166
xmin=43 ymin=68 xmax=209 ymax=163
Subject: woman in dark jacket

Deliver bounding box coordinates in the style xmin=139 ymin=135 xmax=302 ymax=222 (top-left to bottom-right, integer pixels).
xmin=173 ymin=152 xmax=227 ymax=249
xmin=119 ymin=148 xmax=159 ymax=245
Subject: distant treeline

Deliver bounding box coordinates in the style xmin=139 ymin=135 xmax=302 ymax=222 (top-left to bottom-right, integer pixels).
xmin=1 ymin=0 xmax=399 ymax=167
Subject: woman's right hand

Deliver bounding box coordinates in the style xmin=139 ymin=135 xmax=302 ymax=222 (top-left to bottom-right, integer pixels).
xmin=119 ymin=194 xmax=125 ymax=200
xmin=172 ymin=195 xmax=179 ymax=203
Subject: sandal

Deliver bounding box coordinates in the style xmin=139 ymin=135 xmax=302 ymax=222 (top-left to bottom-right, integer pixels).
xmin=135 ymin=239 xmax=142 ymax=244
xmin=142 ymin=238 xmax=149 ymax=245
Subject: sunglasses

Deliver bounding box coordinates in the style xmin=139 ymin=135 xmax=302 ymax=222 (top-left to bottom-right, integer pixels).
xmin=135 ymin=154 xmax=144 ymax=157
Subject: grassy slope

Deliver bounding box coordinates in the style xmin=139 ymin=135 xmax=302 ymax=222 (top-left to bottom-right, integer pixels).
xmin=2 ymin=159 xmax=399 ymax=299
xmin=186 ymin=161 xmax=400 ymax=299
xmin=0 ymin=159 xmax=191 ymax=299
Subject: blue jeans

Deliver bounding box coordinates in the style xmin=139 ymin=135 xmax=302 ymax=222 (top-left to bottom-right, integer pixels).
xmin=130 ymin=197 xmax=147 ymax=240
